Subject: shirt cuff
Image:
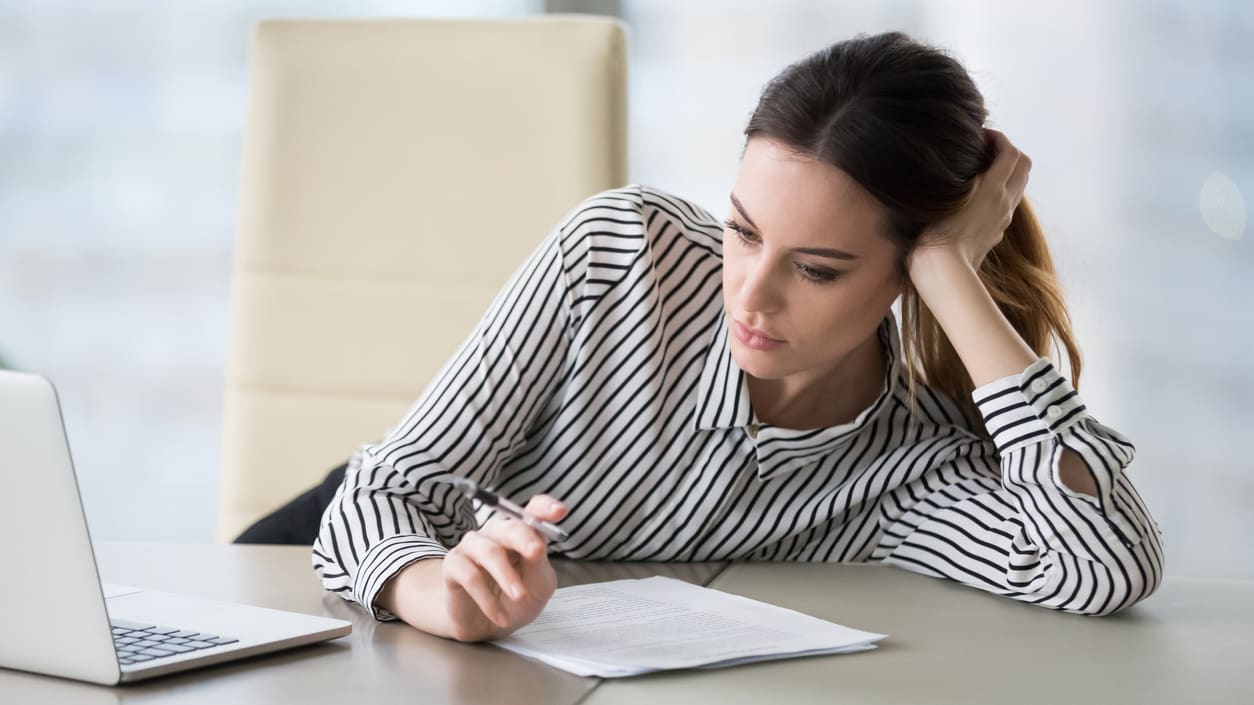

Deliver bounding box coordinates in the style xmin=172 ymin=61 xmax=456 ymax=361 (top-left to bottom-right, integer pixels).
xmin=971 ymin=357 xmax=1085 ymax=456
xmin=354 ymin=534 xmax=449 ymax=621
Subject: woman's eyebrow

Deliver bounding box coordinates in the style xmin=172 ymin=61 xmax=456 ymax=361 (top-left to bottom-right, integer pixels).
xmin=794 ymin=246 xmax=859 ymax=261
xmin=730 ymin=192 xmax=761 ymax=230
xmin=729 ymin=192 xmax=860 ymax=261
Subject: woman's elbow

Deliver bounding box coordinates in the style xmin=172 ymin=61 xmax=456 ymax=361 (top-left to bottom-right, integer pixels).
xmin=1068 ymin=551 xmax=1164 ymax=617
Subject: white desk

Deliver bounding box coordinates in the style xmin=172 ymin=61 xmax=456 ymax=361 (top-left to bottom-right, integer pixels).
xmin=1 ymin=543 xmax=1249 ymax=704
xmin=583 ymin=562 xmax=1254 ymax=705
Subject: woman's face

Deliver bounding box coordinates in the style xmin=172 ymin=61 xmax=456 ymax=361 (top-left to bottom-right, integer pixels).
xmin=722 ymin=137 xmax=904 ymax=382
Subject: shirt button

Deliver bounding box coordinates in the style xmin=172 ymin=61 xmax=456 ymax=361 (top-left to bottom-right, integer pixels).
xmin=1046 ymin=405 xmax=1062 ymax=419
xmin=1031 ymin=379 xmax=1048 ymax=394
xmin=747 ymin=424 xmax=760 ymax=439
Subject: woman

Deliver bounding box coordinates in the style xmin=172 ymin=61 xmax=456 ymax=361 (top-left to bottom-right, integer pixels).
xmin=312 ymin=31 xmax=1163 ymax=642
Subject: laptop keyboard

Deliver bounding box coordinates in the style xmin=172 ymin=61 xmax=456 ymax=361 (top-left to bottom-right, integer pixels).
xmin=111 ymin=618 xmax=239 ymax=666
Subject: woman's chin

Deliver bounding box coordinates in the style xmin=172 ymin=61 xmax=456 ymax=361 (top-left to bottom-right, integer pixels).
xmin=730 ymin=346 xmax=791 ymax=380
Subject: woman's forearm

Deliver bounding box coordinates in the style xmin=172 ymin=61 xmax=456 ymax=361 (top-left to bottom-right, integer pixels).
xmin=908 ymin=247 xmax=1037 ymax=387
xmin=908 ymin=246 xmax=1097 ymax=496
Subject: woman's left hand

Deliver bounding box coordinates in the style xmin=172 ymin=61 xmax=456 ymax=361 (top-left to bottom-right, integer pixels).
xmin=908 ymin=129 xmax=1032 ymax=277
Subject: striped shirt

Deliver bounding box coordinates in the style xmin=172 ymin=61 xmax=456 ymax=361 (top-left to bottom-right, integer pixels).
xmin=313 ymin=184 xmax=1164 ymax=619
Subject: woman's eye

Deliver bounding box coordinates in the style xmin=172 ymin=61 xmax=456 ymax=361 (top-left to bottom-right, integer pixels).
xmin=723 ymin=219 xmax=760 ymax=245
xmin=796 ymin=263 xmax=837 ymax=283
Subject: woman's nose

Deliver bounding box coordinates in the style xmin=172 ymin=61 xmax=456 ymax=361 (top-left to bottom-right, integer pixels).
xmin=739 ymin=258 xmax=782 ymax=313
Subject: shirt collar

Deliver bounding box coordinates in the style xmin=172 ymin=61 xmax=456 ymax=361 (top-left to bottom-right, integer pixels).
xmin=694 ymin=309 xmax=904 ymax=478
xmin=693 ymin=312 xmax=755 ymax=432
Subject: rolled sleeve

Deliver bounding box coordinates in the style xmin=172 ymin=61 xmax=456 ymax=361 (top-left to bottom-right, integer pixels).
xmin=973 ymin=357 xmax=1088 ymax=456
xmin=354 ymin=535 xmax=449 ymax=621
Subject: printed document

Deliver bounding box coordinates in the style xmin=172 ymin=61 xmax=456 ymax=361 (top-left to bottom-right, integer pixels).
xmin=493 ymin=576 xmax=885 ymax=677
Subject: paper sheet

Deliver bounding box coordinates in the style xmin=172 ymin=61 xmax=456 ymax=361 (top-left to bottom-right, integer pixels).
xmin=493 ymin=576 xmax=885 ymax=677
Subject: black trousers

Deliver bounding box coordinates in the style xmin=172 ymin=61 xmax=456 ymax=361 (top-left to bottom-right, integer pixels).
xmin=233 ymin=462 xmax=348 ymax=545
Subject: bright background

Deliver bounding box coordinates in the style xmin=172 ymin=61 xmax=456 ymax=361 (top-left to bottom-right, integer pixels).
xmin=1 ymin=0 xmax=1250 ymax=578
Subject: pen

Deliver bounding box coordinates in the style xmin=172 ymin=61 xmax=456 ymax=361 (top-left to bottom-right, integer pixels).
xmin=446 ymin=477 xmax=570 ymax=543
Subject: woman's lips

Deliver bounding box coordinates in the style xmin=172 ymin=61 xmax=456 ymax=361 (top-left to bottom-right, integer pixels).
xmin=732 ymin=319 xmax=785 ymax=351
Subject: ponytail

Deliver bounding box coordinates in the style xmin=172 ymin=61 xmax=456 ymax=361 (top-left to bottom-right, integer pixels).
xmin=899 ymin=197 xmax=1083 ymax=431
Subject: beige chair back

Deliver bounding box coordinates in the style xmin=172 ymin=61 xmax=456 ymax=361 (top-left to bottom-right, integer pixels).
xmin=217 ymin=17 xmax=628 ymax=541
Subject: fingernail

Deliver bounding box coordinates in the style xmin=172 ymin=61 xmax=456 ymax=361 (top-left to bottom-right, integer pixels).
xmin=510 ymin=584 xmax=524 ymax=599
xmin=549 ymin=499 xmax=562 ymax=511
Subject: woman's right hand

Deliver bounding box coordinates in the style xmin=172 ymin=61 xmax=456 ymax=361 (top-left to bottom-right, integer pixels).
xmin=441 ymin=493 xmax=567 ymax=641
xmin=376 ymin=494 xmax=568 ymax=642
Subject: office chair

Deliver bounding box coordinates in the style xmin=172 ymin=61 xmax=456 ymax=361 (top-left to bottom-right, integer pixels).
xmin=217 ymin=16 xmax=628 ymax=542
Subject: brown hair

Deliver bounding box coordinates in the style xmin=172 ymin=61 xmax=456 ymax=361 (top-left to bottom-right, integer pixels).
xmin=743 ymin=31 xmax=1081 ymax=429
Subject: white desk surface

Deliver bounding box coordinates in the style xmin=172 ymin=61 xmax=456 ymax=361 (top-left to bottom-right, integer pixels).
xmin=583 ymin=562 xmax=1254 ymax=705
xmin=1 ymin=543 xmax=1249 ymax=704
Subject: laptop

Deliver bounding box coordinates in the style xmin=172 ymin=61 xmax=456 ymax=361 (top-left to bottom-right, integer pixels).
xmin=0 ymin=370 xmax=352 ymax=685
